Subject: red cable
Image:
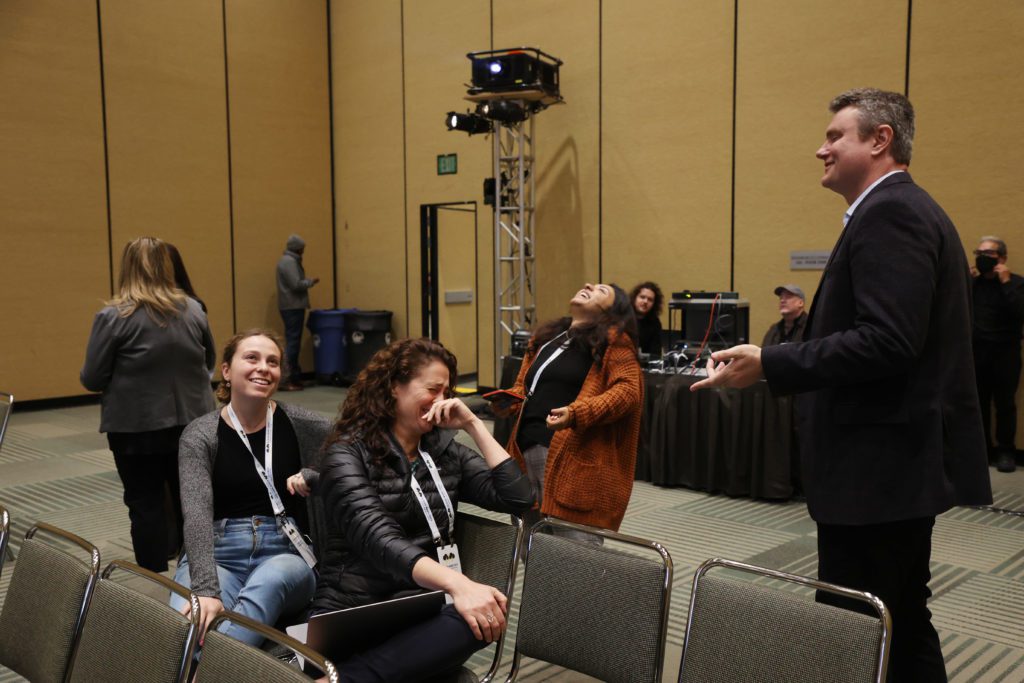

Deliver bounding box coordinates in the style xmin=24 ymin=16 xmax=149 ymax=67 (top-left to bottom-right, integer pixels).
xmin=690 ymin=293 xmax=721 ymax=372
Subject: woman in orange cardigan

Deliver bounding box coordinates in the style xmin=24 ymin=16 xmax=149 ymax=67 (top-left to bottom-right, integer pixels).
xmin=503 ymin=283 xmax=643 ymax=535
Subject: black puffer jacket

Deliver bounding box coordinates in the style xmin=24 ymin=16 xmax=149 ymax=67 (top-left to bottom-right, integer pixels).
xmin=312 ymin=428 xmax=534 ymax=613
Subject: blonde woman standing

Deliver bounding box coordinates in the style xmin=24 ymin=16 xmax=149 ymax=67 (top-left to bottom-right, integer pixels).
xmin=81 ymin=236 xmax=216 ymax=572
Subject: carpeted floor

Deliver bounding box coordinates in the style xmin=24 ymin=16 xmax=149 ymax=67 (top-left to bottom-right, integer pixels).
xmin=2 ymin=386 xmax=1023 ymax=681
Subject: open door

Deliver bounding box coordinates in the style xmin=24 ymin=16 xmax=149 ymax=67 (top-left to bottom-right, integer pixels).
xmin=421 ymin=202 xmax=479 ymax=392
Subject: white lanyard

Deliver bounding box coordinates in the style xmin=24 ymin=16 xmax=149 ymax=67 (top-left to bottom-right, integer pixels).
xmin=225 ymin=403 xmax=317 ymax=568
xmin=408 ymin=445 xmax=455 ymax=546
xmin=527 ymin=330 xmax=571 ymax=396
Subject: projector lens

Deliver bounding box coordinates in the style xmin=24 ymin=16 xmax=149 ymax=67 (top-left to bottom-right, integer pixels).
xmin=489 ymin=61 xmax=502 ymax=74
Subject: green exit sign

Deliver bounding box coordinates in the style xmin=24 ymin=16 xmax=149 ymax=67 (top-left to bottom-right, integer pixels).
xmin=437 ymin=153 xmax=457 ymax=175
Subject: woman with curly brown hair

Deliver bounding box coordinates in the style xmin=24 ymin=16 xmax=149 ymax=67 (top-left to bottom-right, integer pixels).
xmin=312 ymin=337 xmax=533 ymax=682
xmin=503 ymin=283 xmax=643 ymax=535
xmin=171 ymin=329 xmax=330 ymax=647
xmin=629 ymin=280 xmax=664 ymax=357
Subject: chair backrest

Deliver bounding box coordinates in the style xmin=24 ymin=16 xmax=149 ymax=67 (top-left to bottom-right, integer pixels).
xmin=0 ymin=522 xmax=100 ymax=683
xmin=506 ymin=518 xmax=673 ymax=683
xmin=0 ymin=505 xmax=9 ymax=576
xmin=455 ymin=511 xmax=524 ymax=683
xmin=0 ymin=392 xmax=11 ymax=451
xmin=197 ymin=610 xmax=338 ymax=682
xmin=67 ymin=560 xmax=200 ymax=683
xmin=678 ymin=558 xmax=891 ymax=683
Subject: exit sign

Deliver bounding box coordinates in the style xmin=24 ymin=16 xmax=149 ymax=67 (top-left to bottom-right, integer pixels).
xmin=437 ymin=153 xmax=457 ymax=175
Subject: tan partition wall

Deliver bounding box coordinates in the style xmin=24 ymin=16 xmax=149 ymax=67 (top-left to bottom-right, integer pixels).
xmin=330 ymin=1 xmax=407 ymax=336
xmin=226 ymin=0 xmax=333 ymax=370
xmin=602 ymin=1 xmax=734 ymax=325
xmin=100 ymin=0 xmax=233 ymax=348
xmin=493 ymin=0 xmax=600 ymax=324
xmin=0 ymin=1 xmax=109 ymax=401
xmin=909 ymin=1 xmax=1024 ymax=447
xmin=733 ymin=0 xmax=908 ymax=341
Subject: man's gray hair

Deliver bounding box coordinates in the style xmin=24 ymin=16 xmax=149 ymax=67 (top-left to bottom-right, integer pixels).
xmin=980 ymin=236 xmax=1007 ymax=257
xmin=829 ymin=88 xmax=915 ymax=165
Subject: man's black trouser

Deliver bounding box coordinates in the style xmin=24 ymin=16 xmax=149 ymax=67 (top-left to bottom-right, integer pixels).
xmin=974 ymin=339 xmax=1021 ymax=455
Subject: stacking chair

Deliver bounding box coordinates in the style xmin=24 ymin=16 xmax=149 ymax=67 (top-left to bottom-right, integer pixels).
xmin=197 ymin=610 xmax=338 ymax=682
xmin=0 ymin=505 xmax=9 ymax=577
xmin=455 ymin=512 xmax=525 ymax=682
xmin=66 ymin=559 xmax=200 ymax=683
xmin=0 ymin=522 xmax=101 ymax=683
xmin=505 ymin=518 xmax=673 ymax=683
xmin=0 ymin=391 xmax=12 ymax=452
xmin=678 ymin=557 xmax=892 ymax=683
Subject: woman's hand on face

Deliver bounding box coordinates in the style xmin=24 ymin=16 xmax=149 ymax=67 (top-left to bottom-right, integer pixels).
xmin=287 ymin=472 xmax=311 ymax=497
xmin=546 ymin=406 xmax=573 ymax=431
xmin=180 ymin=595 xmax=224 ymax=646
xmin=422 ymin=398 xmax=478 ymax=431
xmin=449 ymin=577 xmax=508 ymax=643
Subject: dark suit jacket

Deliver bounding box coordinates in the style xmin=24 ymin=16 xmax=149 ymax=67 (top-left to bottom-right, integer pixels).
xmin=762 ymin=172 xmax=992 ymax=525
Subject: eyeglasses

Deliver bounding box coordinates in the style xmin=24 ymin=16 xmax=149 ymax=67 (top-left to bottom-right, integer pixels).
xmin=974 ymin=249 xmax=1001 ymax=257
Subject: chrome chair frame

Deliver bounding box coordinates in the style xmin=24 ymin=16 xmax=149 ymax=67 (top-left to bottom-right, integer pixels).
xmin=504 ymin=518 xmax=673 ymax=683
xmin=681 ymin=557 xmax=892 ymax=683
xmin=0 ymin=505 xmax=9 ymax=577
xmin=455 ymin=511 xmax=525 ymax=683
xmin=65 ymin=559 xmax=201 ymax=683
xmin=204 ymin=610 xmax=339 ymax=682
xmin=0 ymin=391 xmax=12 ymax=451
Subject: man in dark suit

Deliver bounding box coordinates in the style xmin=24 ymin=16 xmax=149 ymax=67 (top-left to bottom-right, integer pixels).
xmin=692 ymin=88 xmax=992 ymax=681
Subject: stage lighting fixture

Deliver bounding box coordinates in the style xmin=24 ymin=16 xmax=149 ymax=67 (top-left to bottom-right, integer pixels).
xmin=476 ymin=100 xmax=529 ymax=124
xmin=445 ymin=111 xmax=492 ymax=135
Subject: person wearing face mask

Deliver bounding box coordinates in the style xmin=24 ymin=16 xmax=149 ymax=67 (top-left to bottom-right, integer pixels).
xmin=312 ymin=338 xmax=533 ymax=682
xmin=971 ymin=236 xmax=1024 ymax=473
xmin=502 ymin=283 xmax=643 ymax=536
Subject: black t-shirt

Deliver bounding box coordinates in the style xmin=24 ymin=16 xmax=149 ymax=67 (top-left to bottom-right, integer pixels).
xmin=517 ymin=334 xmax=593 ymax=450
xmin=213 ymin=406 xmax=308 ymax=531
xmin=636 ymin=314 xmax=663 ymax=357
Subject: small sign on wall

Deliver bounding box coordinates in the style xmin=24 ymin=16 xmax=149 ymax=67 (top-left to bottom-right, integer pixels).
xmin=790 ymin=250 xmax=831 ymax=270
xmin=437 ymin=154 xmax=457 ymax=175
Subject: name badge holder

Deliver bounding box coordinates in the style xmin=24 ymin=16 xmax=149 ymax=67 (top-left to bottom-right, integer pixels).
xmin=409 ymin=446 xmax=461 ymax=603
xmin=226 ymin=404 xmax=317 ymax=569
xmin=526 ymin=330 xmax=571 ymax=399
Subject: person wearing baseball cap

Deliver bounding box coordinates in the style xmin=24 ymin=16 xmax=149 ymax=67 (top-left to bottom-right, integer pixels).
xmin=762 ymin=284 xmax=807 ymax=346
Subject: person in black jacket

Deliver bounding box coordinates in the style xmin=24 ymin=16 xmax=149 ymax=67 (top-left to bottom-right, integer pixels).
xmin=313 ymin=338 xmax=533 ymax=682
xmin=630 ymin=281 xmax=664 ymax=357
xmin=970 ymin=236 xmax=1024 ymax=473
xmin=692 ymin=88 xmax=991 ymax=681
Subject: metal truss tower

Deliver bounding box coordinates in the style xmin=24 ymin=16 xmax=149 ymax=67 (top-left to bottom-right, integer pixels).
xmin=493 ymin=113 xmax=536 ymax=381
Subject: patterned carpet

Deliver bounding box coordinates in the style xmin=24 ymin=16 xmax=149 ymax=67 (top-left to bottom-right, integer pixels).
xmin=2 ymin=386 xmax=1023 ymax=682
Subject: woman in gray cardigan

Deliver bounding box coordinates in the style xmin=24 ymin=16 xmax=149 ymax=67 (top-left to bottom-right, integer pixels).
xmin=81 ymin=237 xmax=216 ymax=572
xmin=171 ymin=329 xmax=330 ymax=647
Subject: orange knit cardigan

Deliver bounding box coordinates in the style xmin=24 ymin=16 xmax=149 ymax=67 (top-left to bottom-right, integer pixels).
xmin=505 ymin=328 xmax=643 ymax=531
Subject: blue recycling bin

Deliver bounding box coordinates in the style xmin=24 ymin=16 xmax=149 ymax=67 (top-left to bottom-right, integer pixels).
xmin=307 ymin=308 xmax=358 ymax=384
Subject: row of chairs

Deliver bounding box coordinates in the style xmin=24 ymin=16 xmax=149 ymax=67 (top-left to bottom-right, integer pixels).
xmin=0 ymin=502 xmax=891 ymax=683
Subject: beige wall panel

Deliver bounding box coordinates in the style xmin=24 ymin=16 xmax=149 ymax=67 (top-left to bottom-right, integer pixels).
xmin=909 ymin=2 xmax=1024 ymax=449
xmin=402 ymin=0 xmax=492 ymax=382
xmin=0 ymin=1 xmax=108 ymax=400
xmin=226 ymin=0 xmax=333 ymax=372
xmin=602 ymin=0 xmax=734 ymax=329
xmin=493 ymin=0 xmax=600 ymax=326
xmin=734 ymin=1 xmax=906 ymax=341
xmin=101 ymin=0 xmax=233 ymax=350
xmin=331 ymin=1 xmax=408 ymax=345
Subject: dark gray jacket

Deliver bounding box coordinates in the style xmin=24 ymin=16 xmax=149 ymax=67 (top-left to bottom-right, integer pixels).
xmin=277 ymin=250 xmax=316 ymax=310
xmin=81 ymin=298 xmax=216 ymax=433
xmin=178 ymin=402 xmax=331 ymax=598
xmin=312 ymin=428 xmax=534 ymax=613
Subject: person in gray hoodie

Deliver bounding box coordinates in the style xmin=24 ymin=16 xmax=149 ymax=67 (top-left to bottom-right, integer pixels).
xmin=276 ymin=234 xmax=319 ymax=391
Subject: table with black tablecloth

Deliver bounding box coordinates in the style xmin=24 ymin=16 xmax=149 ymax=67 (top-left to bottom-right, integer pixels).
xmin=638 ymin=373 xmax=795 ymax=499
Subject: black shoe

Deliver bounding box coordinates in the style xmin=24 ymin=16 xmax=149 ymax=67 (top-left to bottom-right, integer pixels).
xmin=996 ymin=452 xmax=1017 ymax=473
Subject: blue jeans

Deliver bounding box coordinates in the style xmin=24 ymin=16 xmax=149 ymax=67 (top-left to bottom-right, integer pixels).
xmin=170 ymin=516 xmax=315 ymax=647
xmin=279 ymin=308 xmax=306 ymax=383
